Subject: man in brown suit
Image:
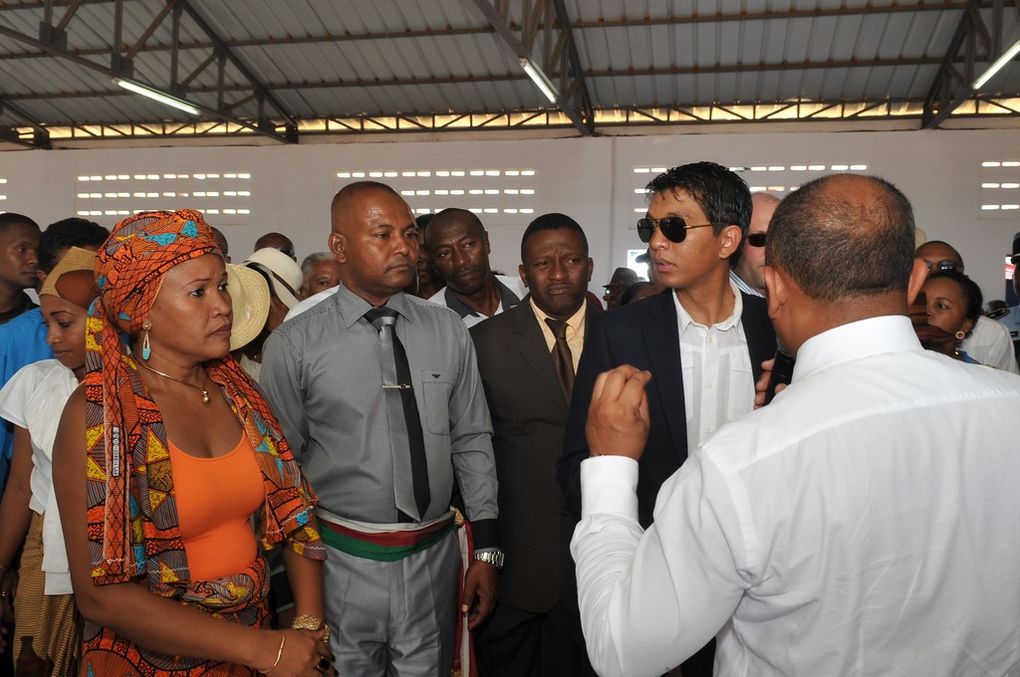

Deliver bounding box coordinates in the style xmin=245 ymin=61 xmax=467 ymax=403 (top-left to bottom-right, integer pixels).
xmin=470 ymin=213 xmax=596 ymax=677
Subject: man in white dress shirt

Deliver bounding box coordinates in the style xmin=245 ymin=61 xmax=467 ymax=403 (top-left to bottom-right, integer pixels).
xmin=571 ymin=173 xmax=1020 ymax=677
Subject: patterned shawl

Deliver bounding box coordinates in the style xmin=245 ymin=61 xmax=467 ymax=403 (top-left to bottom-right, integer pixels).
xmin=84 ymin=210 xmax=323 ymax=606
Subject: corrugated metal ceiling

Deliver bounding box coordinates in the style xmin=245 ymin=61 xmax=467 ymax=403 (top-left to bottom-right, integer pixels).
xmin=0 ymin=0 xmax=1017 ymax=136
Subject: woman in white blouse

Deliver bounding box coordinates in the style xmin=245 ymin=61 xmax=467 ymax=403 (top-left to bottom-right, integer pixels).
xmin=0 ymin=247 xmax=98 ymax=675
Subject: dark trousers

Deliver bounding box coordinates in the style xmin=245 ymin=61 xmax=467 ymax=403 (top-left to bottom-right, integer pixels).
xmin=0 ymin=627 xmax=11 ymax=677
xmin=476 ymin=601 xmax=596 ymax=677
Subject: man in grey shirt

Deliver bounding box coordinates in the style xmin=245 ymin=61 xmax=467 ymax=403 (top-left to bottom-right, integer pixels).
xmin=260 ymin=181 xmax=501 ymax=676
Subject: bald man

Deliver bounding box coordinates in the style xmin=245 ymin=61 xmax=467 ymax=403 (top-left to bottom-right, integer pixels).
xmin=573 ymin=174 xmax=1020 ymax=676
xmin=260 ymin=181 xmax=500 ymax=676
xmin=730 ymin=192 xmax=780 ymax=297
xmin=915 ymin=240 xmax=1018 ymax=373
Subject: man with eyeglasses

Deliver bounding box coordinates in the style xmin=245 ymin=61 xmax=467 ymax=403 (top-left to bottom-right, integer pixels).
xmin=559 ymin=161 xmax=775 ymax=677
xmin=730 ymin=192 xmax=780 ymax=298
xmin=914 ymin=240 xmax=1018 ymax=374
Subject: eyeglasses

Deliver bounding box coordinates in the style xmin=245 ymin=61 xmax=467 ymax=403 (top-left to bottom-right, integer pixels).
xmin=923 ymin=259 xmax=960 ymax=273
xmin=636 ymin=217 xmax=720 ymax=244
xmin=746 ymin=233 xmax=767 ymax=247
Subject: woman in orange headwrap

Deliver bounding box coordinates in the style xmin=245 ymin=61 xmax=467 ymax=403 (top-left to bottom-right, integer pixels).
xmin=51 ymin=211 xmax=333 ymax=676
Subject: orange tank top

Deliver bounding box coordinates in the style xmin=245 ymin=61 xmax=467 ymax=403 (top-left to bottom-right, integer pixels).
xmin=168 ymin=434 xmax=266 ymax=582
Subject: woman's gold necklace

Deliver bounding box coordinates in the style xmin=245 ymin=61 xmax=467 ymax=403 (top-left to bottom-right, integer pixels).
xmin=138 ymin=361 xmax=211 ymax=404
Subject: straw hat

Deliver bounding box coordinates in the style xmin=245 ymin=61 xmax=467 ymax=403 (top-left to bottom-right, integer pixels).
xmin=245 ymin=247 xmax=303 ymax=309
xmin=227 ymin=263 xmax=270 ymax=351
xmin=914 ymin=226 xmax=928 ymax=249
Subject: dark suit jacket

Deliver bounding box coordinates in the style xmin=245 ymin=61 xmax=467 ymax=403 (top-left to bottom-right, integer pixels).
xmin=559 ymin=289 xmax=776 ymax=528
xmin=471 ymin=298 xmax=590 ymax=613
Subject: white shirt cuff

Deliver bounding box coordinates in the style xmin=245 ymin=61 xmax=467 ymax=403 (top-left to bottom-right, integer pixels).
xmin=580 ymin=456 xmax=640 ymax=519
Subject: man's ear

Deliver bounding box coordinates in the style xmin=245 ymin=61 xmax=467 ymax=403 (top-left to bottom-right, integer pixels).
xmin=518 ymin=263 xmax=528 ymax=288
xmin=906 ymin=257 xmax=929 ymax=305
xmin=718 ymin=225 xmax=743 ymax=260
xmin=585 ymin=257 xmax=594 ymax=283
xmin=763 ymin=265 xmax=785 ymax=321
xmin=328 ymin=232 xmax=347 ymax=264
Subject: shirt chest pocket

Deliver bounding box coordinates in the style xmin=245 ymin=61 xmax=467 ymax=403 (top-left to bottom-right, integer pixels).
xmin=418 ymin=370 xmax=453 ymax=435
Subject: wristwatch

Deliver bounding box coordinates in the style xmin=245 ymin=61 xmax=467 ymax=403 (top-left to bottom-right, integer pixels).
xmin=473 ymin=549 xmax=505 ymax=569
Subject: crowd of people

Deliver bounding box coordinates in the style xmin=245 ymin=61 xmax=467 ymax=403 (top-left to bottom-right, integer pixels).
xmin=0 ymin=160 xmax=1017 ymax=677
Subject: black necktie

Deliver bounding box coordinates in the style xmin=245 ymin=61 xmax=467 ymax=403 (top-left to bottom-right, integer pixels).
xmin=364 ymin=306 xmax=430 ymax=521
xmin=545 ymin=318 xmax=575 ymax=400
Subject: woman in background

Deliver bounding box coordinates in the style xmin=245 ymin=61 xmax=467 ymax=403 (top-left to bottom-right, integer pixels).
xmin=0 ymin=247 xmax=97 ymax=675
xmin=920 ymin=269 xmax=984 ymax=363
xmin=52 ymin=210 xmax=333 ymax=676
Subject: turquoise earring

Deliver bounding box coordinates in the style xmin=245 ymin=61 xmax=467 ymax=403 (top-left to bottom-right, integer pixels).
xmin=142 ymin=328 xmax=151 ymax=361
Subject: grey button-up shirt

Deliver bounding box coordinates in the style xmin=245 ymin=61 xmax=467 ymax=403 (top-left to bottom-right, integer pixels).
xmin=260 ymin=282 xmax=499 ymax=543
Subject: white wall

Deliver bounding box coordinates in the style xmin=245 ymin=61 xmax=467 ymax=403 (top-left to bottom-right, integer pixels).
xmin=1 ymin=128 xmax=1018 ymax=302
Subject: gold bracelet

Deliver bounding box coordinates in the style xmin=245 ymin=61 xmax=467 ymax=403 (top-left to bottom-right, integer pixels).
xmin=291 ymin=614 xmax=330 ymax=643
xmin=290 ymin=614 xmax=323 ymax=630
xmin=258 ymin=634 xmax=286 ymax=675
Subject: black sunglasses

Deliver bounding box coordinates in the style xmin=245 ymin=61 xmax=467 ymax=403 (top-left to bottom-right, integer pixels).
xmin=924 ymin=259 xmax=960 ymax=273
xmin=636 ymin=217 xmax=721 ymax=244
xmin=746 ymin=233 xmax=767 ymax=247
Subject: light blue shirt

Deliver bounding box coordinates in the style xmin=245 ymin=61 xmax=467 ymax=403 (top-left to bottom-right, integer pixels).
xmin=0 ymin=307 xmax=52 ymax=487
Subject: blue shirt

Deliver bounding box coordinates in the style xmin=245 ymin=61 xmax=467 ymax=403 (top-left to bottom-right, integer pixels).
xmin=0 ymin=307 xmax=52 ymax=485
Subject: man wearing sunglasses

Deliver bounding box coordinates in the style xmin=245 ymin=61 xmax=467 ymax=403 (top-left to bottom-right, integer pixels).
xmin=730 ymin=192 xmax=780 ymax=298
xmin=559 ymin=161 xmax=776 ymax=677
xmin=571 ymin=174 xmax=1020 ymax=677
xmin=914 ymin=239 xmax=1018 ymax=374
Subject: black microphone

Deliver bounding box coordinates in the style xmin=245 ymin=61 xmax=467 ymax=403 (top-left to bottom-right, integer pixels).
xmin=763 ymin=342 xmax=795 ymax=405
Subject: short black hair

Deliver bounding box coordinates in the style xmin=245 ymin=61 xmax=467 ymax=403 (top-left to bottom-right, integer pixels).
xmin=766 ymin=174 xmax=915 ymax=301
xmin=39 ymin=218 xmax=109 ymax=273
xmin=0 ymin=212 xmax=39 ymax=235
xmin=520 ymin=212 xmax=588 ymax=263
xmin=415 ymin=213 xmax=434 ymax=233
xmin=645 ymin=162 xmax=752 ymax=235
xmin=926 ymin=270 xmax=983 ymax=325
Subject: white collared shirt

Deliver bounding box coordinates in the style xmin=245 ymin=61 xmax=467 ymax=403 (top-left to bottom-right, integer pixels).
xmin=961 ymin=314 xmax=1019 ymax=373
xmin=673 ymin=280 xmax=754 ymax=452
xmin=284 ymin=285 xmax=339 ymax=322
xmin=572 ymin=315 xmax=1020 ymax=677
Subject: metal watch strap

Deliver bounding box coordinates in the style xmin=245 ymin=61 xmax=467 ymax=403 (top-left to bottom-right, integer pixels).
xmin=473 ymin=549 xmax=505 ymax=569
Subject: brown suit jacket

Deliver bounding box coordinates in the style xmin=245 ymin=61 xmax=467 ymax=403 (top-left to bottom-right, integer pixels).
xmin=470 ymin=297 xmax=589 ymax=613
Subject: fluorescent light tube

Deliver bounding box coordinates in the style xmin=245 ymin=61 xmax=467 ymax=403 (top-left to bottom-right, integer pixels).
xmin=113 ymin=77 xmax=201 ymax=116
xmin=520 ymin=58 xmax=559 ymax=104
xmin=973 ymin=38 xmax=1020 ymax=90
